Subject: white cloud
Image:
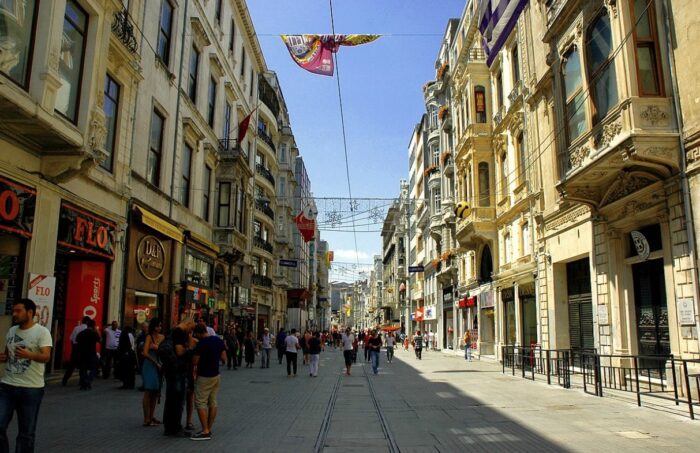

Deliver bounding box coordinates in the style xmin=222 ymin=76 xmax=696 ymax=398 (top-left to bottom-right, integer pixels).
xmin=332 ymin=249 xmax=371 ymax=262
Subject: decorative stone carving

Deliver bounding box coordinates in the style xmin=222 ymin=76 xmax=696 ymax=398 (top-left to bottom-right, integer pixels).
xmin=642 ymin=147 xmax=674 ymax=160
xmin=568 ymin=145 xmax=590 ymax=169
xmin=597 ymin=120 xmax=622 ymax=148
xmin=571 ymin=187 xmax=597 ymax=200
xmin=603 ymin=171 xmax=657 ymax=205
xmin=640 ymin=105 xmax=668 ymax=126
xmin=605 ymin=0 xmax=618 ymax=18
xmin=48 ymin=47 xmax=61 ymax=72
xmin=88 ymin=108 xmax=108 ymax=161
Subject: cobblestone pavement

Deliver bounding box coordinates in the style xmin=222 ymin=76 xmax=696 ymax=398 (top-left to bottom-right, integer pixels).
xmin=6 ymin=347 xmax=699 ymax=452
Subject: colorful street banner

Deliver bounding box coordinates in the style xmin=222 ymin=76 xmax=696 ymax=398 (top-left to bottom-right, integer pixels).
xmin=478 ymin=0 xmax=528 ymax=67
xmin=280 ymin=34 xmax=380 ymax=76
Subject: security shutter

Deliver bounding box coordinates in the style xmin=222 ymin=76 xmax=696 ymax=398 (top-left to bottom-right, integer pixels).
xmin=567 ymin=259 xmax=594 ymax=351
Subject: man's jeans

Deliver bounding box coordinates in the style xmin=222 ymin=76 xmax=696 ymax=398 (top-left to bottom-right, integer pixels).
xmin=261 ymin=348 xmax=271 ymax=368
xmin=163 ymin=373 xmax=187 ymax=434
xmin=465 ymin=345 xmax=472 ymax=361
xmin=386 ymin=346 xmax=394 ymax=362
xmin=285 ymin=352 xmax=298 ymax=376
xmin=277 ymin=347 xmax=285 ymax=364
xmin=370 ymin=350 xmax=380 ymax=374
xmin=0 ymin=383 xmax=45 ymax=453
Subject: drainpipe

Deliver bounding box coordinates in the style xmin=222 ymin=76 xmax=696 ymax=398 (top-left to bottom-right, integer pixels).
xmin=662 ymin=0 xmax=700 ymax=352
xmin=169 ymin=0 xmax=189 ymax=219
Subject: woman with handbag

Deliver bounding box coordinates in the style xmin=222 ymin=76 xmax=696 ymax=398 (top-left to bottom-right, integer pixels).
xmin=142 ymin=318 xmax=164 ymax=427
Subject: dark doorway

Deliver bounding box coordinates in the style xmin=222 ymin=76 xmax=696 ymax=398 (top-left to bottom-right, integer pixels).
xmin=567 ymin=258 xmax=594 ymax=352
xmin=633 ymin=259 xmax=670 ymax=367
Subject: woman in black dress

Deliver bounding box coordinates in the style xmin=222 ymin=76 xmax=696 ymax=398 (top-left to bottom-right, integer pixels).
xmin=244 ymin=331 xmax=256 ymax=368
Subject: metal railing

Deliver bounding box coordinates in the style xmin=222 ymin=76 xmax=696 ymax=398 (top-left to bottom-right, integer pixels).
xmin=253 ymin=235 xmax=274 ymax=253
xmin=501 ymin=346 xmax=700 ymax=419
xmin=251 ymin=273 xmax=272 ymax=288
xmin=255 ymin=199 xmax=275 ymax=220
xmin=112 ymin=9 xmax=138 ymax=53
xmin=257 ymin=130 xmax=276 ymax=152
xmin=256 ymin=163 xmax=275 ymax=187
xmin=218 ymin=139 xmax=247 ymax=161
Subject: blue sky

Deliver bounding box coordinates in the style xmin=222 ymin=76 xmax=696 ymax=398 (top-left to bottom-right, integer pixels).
xmin=247 ymin=0 xmax=465 ymax=281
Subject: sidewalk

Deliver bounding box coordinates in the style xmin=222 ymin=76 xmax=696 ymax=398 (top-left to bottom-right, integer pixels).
xmin=5 ymin=347 xmax=699 ymax=452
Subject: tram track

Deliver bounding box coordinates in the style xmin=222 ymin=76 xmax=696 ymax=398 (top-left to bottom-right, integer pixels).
xmin=313 ymin=359 xmax=400 ymax=453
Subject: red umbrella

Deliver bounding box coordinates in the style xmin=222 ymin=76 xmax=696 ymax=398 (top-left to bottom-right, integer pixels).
xmin=381 ymin=326 xmax=401 ymax=332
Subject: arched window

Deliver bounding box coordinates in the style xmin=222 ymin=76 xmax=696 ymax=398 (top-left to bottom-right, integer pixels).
xmin=587 ymin=10 xmax=618 ymax=123
xmin=474 ymin=86 xmax=487 ymax=123
xmin=563 ymin=47 xmax=586 ymax=142
xmin=478 ymin=162 xmax=490 ymax=207
xmin=479 ymin=245 xmax=493 ymax=283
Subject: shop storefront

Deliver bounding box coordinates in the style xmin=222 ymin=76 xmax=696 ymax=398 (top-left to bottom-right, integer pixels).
xmin=0 ymin=175 xmax=35 ymax=324
xmin=458 ymin=296 xmax=478 ymax=349
xmin=423 ymin=304 xmax=437 ymax=348
xmin=54 ymin=201 xmax=117 ymax=367
xmin=519 ymin=283 xmax=537 ymax=347
xmin=181 ymin=232 xmax=220 ymax=329
xmin=476 ymin=286 xmax=495 ymax=356
xmin=502 ymin=287 xmax=516 ymax=346
xmin=124 ymin=206 xmax=181 ymax=329
xmin=442 ymin=287 xmax=454 ymax=349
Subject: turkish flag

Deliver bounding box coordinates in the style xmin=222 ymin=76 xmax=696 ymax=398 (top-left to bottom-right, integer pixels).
xmin=294 ymin=211 xmax=315 ymax=242
xmin=238 ymin=110 xmax=254 ymax=143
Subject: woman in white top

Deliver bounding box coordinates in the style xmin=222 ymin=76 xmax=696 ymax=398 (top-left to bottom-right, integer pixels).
xmin=341 ymin=328 xmax=355 ymax=376
xmin=385 ymin=332 xmax=396 ymax=363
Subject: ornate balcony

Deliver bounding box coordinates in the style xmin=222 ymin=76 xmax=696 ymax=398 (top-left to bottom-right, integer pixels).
xmin=218 ymin=139 xmax=252 ymax=177
xmin=256 ymin=163 xmax=275 ymax=187
xmin=252 ymin=273 xmax=273 ymax=288
xmin=253 ymin=236 xmax=274 ymax=254
xmin=112 ymin=9 xmax=138 ymax=54
xmin=255 ymin=199 xmax=275 ymax=221
xmin=257 ymin=129 xmax=276 ymax=153
xmin=455 ymin=207 xmax=497 ymax=248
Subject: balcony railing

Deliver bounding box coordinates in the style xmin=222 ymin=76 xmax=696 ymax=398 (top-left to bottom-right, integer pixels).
xmin=252 ymin=273 xmax=273 ymax=288
xmin=255 ymin=199 xmax=275 ymax=220
xmin=218 ymin=139 xmax=249 ymax=161
xmin=253 ymin=235 xmax=274 ymax=253
xmin=257 ymin=129 xmax=276 ymax=153
xmin=112 ymin=9 xmax=138 ymax=54
xmin=256 ymin=163 xmax=275 ymax=187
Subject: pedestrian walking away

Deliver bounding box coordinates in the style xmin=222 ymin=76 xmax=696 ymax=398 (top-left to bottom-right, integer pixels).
xmin=341 ymin=328 xmax=355 ymax=376
xmin=284 ymin=329 xmax=300 ymax=377
xmin=308 ymin=331 xmax=322 ymax=377
xmin=243 ymin=331 xmax=256 ymax=368
xmin=368 ymin=330 xmax=382 ymax=375
xmin=385 ymin=332 xmax=395 ymax=363
xmin=260 ymin=328 xmax=272 ymax=368
xmin=463 ymin=330 xmax=472 ymax=362
xmin=142 ymin=318 xmax=164 ymax=427
xmin=117 ymin=326 xmax=137 ymax=389
xmin=0 ymin=299 xmax=53 ymax=453
xmin=276 ymin=328 xmax=287 ymax=365
xmin=101 ymin=321 xmax=121 ymax=379
xmin=190 ymin=325 xmax=226 ymax=441
xmin=62 ymin=316 xmax=90 ymax=386
xmin=75 ymin=319 xmax=100 ymax=390
xmin=413 ymin=330 xmax=424 ymax=360
xmin=223 ymin=326 xmax=238 ymax=370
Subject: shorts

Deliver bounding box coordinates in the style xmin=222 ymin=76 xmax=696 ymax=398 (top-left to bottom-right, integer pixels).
xmin=194 ymin=375 xmax=220 ymax=409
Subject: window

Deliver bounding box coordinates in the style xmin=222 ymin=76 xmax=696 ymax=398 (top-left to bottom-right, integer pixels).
xmin=208 ymin=76 xmax=217 ymax=128
xmin=223 ymin=101 xmax=232 ymax=139
xmin=512 ymin=45 xmax=520 ymax=83
xmin=249 ymin=68 xmax=254 ymax=97
xmin=517 ymin=132 xmax=526 ymax=184
xmin=499 ymin=152 xmax=508 ymax=197
xmin=56 ymin=1 xmax=88 ymax=123
xmin=478 ymin=162 xmax=490 ymax=206
xmin=215 ymin=0 xmax=223 ymax=24
xmin=522 ymin=222 xmax=531 ymax=256
xmin=587 ymin=10 xmax=618 ymax=123
xmin=504 ymin=232 xmax=512 ymax=263
xmin=253 ymin=220 xmax=262 ymax=238
xmin=0 ymin=0 xmax=38 ymax=87
xmin=235 ymin=180 xmax=245 ymax=232
xmin=631 ymin=0 xmax=663 ymax=96
xmin=252 ymin=256 xmax=260 ymax=274
xmin=432 ymin=144 xmax=439 ymax=166
xmin=101 ymin=75 xmax=120 ymax=172
xmin=495 ymin=71 xmax=503 ymax=109
xmin=240 ymin=47 xmax=246 ymax=76
xmin=188 ymin=45 xmax=199 ymax=103
xmin=202 ymin=166 xmax=211 ymax=221
xmin=229 ymin=19 xmax=235 ymax=52
xmin=278 ymin=176 xmax=286 ymax=197
xmin=474 ymin=86 xmax=487 ymax=123
xmin=181 ymin=143 xmax=193 ymax=207
xmin=430 ymin=106 xmax=438 ymax=129
xmin=563 ymin=48 xmax=586 ymax=142
xmin=218 ymin=182 xmax=231 ymax=226
xmin=433 ymin=189 xmax=441 ymax=213
xmin=148 ymin=109 xmax=165 ymax=186
xmin=255 ymin=152 xmax=264 ymax=168
xmin=279 ymin=144 xmax=287 ymax=163
xmin=157 ymin=0 xmax=174 ymax=64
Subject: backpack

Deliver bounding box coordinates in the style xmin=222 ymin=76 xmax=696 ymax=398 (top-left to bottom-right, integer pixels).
xmin=157 ymin=336 xmax=178 ymax=373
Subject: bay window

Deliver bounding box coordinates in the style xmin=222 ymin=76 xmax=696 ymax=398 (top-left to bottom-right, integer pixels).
xmin=587 ymin=10 xmax=618 ymax=123
xmin=563 ymin=48 xmax=586 ymax=142
xmin=631 ymin=0 xmax=663 ymax=96
xmin=56 ymin=0 xmax=88 ymax=123
xmin=0 ymin=0 xmax=39 ymax=87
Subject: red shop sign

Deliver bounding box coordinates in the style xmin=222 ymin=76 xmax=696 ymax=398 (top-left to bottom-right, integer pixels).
xmin=458 ymin=297 xmax=476 ymax=308
xmin=62 ymin=261 xmax=106 ymax=362
xmin=57 ymin=202 xmax=116 ymax=260
xmin=0 ymin=175 xmax=36 ymax=238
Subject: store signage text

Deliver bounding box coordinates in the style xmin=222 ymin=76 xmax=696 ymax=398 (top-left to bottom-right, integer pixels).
xmin=0 ymin=176 xmax=36 ymax=237
xmin=137 ymin=235 xmax=166 ymax=281
xmin=58 ymin=202 xmax=116 ymax=260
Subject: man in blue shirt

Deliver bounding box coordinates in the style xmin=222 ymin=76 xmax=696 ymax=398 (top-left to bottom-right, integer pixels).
xmin=190 ymin=325 xmax=225 ymax=441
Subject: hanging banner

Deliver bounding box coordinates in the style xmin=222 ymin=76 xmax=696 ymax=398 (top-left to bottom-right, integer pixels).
xmin=27 ymin=274 xmax=56 ymax=328
xmin=0 ymin=175 xmax=36 ymax=238
xmin=280 ymin=34 xmax=380 ymax=76
xmin=62 ymin=261 xmax=106 ymax=362
xmin=478 ymin=0 xmax=529 ymax=67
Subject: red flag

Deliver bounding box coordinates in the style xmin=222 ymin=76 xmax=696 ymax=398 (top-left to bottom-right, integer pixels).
xmin=294 ymin=211 xmax=316 ymax=242
xmin=238 ymin=110 xmax=254 ymax=143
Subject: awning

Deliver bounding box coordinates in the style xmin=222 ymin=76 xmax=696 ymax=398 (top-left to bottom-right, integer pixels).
xmin=135 ymin=207 xmax=183 ymax=243
xmin=187 ymin=231 xmax=221 ymax=254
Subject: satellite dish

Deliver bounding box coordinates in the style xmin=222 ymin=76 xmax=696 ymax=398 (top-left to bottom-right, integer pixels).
xmin=454 ymin=201 xmax=472 ymax=219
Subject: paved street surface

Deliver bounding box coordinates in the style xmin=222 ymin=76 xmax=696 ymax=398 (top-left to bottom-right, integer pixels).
xmin=8 ymin=348 xmax=699 ymax=452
